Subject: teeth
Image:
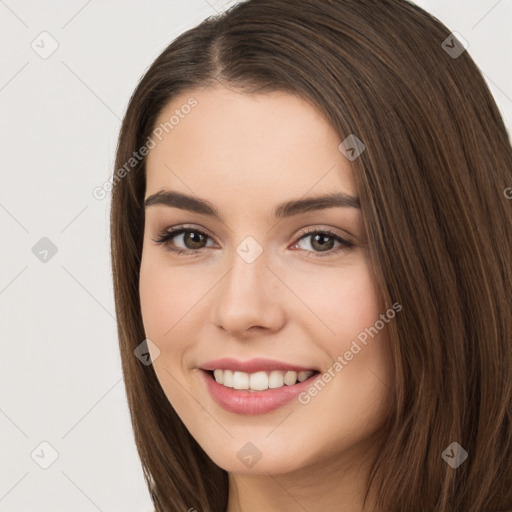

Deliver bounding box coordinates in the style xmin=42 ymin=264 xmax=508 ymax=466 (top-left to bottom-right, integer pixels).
xmin=297 ymin=371 xmax=311 ymax=382
xmin=223 ymin=369 xmax=234 ymax=388
xmin=213 ymin=369 xmax=223 ymax=385
xmin=268 ymin=370 xmax=284 ymax=388
xmin=211 ymin=369 xmax=314 ymax=391
xmin=233 ymin=371 xmax=249 ymax=390
xmin=249 ymin=371 xmax=268 ymax=391
xmin=283 ymin=371 xmax=297 ymax=385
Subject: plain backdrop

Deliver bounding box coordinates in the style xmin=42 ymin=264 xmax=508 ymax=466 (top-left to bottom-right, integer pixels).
xmin=1 ymin=1 xmax=511 ymax=511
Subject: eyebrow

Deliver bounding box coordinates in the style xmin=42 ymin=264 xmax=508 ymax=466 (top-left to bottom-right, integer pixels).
xmin=144 ymin=190 xmax=360 ymax=219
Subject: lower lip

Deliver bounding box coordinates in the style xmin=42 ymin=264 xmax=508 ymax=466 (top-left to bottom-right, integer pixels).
xmin=200 ymin=370 xmax=319 ymax=415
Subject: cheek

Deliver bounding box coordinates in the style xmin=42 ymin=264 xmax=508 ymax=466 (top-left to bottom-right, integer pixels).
xmin=289 ymin=259 xmax=382 ymax=342
xmin=290 ymin=260 xmax=392 ymax=395
xmin=139 ymin=248 xmax=204 ymax=337
xmin=138 ymin=252 xmax=202 ymax=410
xmin=139 ymin=248 xmax=224 ymax=384
xmin=139 ymin=250 xmax=193 ymax=363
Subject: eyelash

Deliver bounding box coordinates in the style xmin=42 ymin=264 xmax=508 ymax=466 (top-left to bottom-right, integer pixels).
xmin=152 ymin=225 xmax=354 ymax=259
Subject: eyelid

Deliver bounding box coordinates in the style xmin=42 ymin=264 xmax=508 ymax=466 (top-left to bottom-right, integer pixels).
xmin=294 ymin=225 xmax=353 ymax=242
xmin=152 ymin=224 xmax=355 ymax=256
xmin=151 ymin=223 xmax=215 ymax=242
xmin=151 ymin=224 xmax=217 ymax=250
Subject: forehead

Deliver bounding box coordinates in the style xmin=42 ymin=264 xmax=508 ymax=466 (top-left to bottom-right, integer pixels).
xmin=145 ymin=86 xmax=357 ymax=212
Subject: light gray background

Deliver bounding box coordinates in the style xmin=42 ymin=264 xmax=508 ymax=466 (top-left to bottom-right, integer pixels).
xmin=1 ymin=1 xmax=511 ymax=511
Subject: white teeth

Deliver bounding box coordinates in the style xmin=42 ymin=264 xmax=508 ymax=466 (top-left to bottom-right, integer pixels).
xmin=213 ymin=369 xmax=223 ymax=385
xmin=249 ymin=371 xmax=268 ymax=391
xmin=211 ymin=369 xmax=314 ymax=391
xmin=283 ymin=371 xmax=297 ymax=386
xmin=233 ymin=371 xmax=249 ymax=390
xmin=223 ymin=369 xmax=234 ymax=388
xmin=268 ymin=370 xmax=284 ymax=388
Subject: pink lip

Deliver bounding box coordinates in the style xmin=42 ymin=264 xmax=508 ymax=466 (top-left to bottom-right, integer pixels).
xmin=200 ymin=357 xmax=316 ymax=373
xmin=200 ymin=369 xmax=319 ymax=415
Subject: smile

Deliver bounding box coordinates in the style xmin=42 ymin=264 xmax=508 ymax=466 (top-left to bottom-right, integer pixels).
xmin=211 ymin=369 xmax=315 ymax=391
xmin=199 ymin=358 xmax=320 ymax=415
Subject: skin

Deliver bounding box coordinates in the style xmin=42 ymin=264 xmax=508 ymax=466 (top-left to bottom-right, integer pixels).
xmin=139 ymin=85 xmax=394 ymax=512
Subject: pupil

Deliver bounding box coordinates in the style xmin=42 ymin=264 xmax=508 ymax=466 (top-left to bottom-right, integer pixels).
xmin=185 ymin=231 xmax=205 ymax=249
xmin=312 ymin=234 xmax=333 ymax=251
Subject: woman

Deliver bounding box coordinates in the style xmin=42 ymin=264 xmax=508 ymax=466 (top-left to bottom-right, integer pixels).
xmin=110 ymin=1 xmax=512 ymax=510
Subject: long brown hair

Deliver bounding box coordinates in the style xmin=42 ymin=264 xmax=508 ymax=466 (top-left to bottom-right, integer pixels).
xmin=110 ymin=1 xmax=512 ymax=510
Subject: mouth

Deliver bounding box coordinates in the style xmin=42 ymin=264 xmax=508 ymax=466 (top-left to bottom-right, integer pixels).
xmin=205 ymin=368 xmax=319 ymax=392
xmin=199 ymin=364 xmax=321 ymax=415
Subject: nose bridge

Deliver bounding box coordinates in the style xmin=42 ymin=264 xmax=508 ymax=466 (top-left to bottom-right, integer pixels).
xmin=211 ymin=235 xmax=284 ymax=333
xmin=223 ymin=238 xmax=270 ymax=306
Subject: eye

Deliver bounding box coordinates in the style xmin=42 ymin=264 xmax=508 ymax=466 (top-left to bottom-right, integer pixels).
xmin=152 ymin=225 xmax=354 ymax=258
xmin=152 ymin=226 xmax=214 ymax=255
xmin=291 ymin=228 xmax=354 ymax=258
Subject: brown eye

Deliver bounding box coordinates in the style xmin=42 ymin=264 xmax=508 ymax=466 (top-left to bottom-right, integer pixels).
xmin=292 ymin=229 xmax=354 ymax=258
xmin=152 ymin=227 xmax=214 ymax=254
xmin=309 ymin=233 xmax=336 ymax=252
xmin=181 ymin=231 xmax=207 ymax=250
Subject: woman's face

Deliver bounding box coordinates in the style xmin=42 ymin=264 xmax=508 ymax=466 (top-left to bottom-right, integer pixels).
xmin=139 ymin=86 xmax=394 ymax=475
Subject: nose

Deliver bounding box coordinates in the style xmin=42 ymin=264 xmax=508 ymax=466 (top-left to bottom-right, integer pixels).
xmin=210 ymin=246 xmax=286 ymax=338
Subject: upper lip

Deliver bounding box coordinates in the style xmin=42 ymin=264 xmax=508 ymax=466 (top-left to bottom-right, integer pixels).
xmin=200 ymin=357 xmax=317 ymax=373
